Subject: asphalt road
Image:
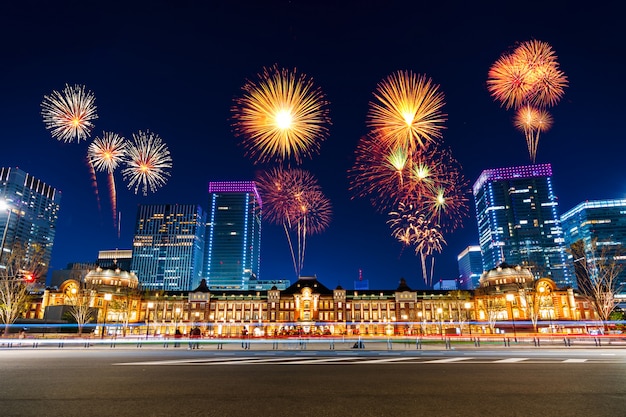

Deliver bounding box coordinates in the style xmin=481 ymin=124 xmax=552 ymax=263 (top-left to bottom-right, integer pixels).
xmin=1 ymin=346 xmax=625 ymax=417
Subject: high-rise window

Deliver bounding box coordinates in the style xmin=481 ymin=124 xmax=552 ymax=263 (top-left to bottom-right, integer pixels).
xmin=473 ymin=164 xmax=570 ymax=287
xmin=131 ymin=204 xmax=206 ymax=291
xmin=0 ymin=167 xmax=61 ymax=277
xmin=205 ymin=181 xmax=261 ymax=290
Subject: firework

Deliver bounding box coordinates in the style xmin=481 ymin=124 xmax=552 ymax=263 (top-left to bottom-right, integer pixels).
xmin=488 ymin=39 xmax=567 ymax=162
xmin=88 ymin=132 xmax=128 ymax=226
xmin=255 ymin=167 xmax=331 ymax=277
xmin=387 ymin=201 xmax=446 ymax=286
xmin=487 ymin=54 xmax=532 ymax=110
xmin=367 ymin=70 xmax=447 ymax=155
xmin=232 ymin=64 xmax=331 ymax=165
xmin=488 ymin=39 xmax=567 ymax=111
xmin=348 ymin=134 xmax=412 ymax=211
xmin=122 ymin=130 xmax=172 ymax=196
xmin=413 ymin=219 xmax=446 ymax=287
xmin=514 ymin=105 xmax=553 ymax=163
xmin=41 ymin=84 xmax=98 ymax=143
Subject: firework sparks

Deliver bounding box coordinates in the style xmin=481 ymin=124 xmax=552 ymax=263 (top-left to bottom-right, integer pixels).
xmin=387 ymin=201 xmax=446 ymax=285
xmin=122 ymin=130 xmax=172 ymax=196
xmin=348 ymin=134 xmax=412 ymax=211
xmin=488 ymin=39 xmax=567 ymax=162
xmin=88 ymin=132 xmax=128 ymax=226
xmin=487 ymin=54 xmax=532 ymax=111
xmin=255 ymin=167 xmax=331 ymax=277
xmin=514 ymin=105 xmax=553 ymax=163
xmin=41 ymin=84 xmax=98 ymax=143
xmin=367 ymin=70 xmax=447 ymax=156
xmin=232 ymin=64 xmax=331 ymax=165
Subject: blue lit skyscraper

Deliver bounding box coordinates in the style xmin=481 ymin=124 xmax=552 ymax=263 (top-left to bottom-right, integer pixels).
xmin=561 ymin=199 xmax=626 ymax=292
xmin=131 ymin=204 xmax=206 ymax=291
xmin=205 ymin=181 xmax=261 ymax=290
xmin=457 ymin=245 xmax=483 ymax=290
xmin=0 ymin=167 xmax=61 ymax=277
xmin=473 ymin=164 xmax=570 ymax=287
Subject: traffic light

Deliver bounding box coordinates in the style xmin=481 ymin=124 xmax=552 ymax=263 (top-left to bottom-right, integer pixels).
xmin=23 ymin=274 xmax=35 ymax=283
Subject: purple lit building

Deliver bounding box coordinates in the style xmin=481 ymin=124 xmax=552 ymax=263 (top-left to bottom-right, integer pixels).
xmin=205 ymin=181 xmax=261 ymax=290
xmin=473 ymin=164 xmax=571 ymax=287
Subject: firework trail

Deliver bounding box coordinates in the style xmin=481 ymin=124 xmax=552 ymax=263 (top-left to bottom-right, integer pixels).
xmin=41 ymin=84 xmax=98 ymax=143
xmin=232 ymin=64 xmax=331 ymax=165
xmin=86 ymin=157 xmax=101 ymax=214
xmin=256 ymin=167 xmax=331 ymax=277
xmin=514 ymin=105 xmax=553 ymax=163
xmin=88 ymin=132 xmax=127 ymax=227
xmin=122 ymin=130 xmax=172 ymax=196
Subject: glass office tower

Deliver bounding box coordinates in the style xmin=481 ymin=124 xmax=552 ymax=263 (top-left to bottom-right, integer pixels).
xmin=457 ymin=245 xmax=483 ymax=290
xmin=131 ymin=204 xmax=206 ymax=291
xmin=473 ymin=164 xmax=570 ymax=287
xmin=205 ymin=181 xmax=261 ymax=290
xmin=561 ymin=199 xmax=626 ymax=292
xmin=0 ymin=167 xmax=61 ymax=277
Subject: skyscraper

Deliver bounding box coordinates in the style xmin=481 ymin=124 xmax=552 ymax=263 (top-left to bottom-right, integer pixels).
xmin=205 ymin=181 xmax=261 ymax=290
xmin=473 ymin=163 xmax=570 ymax=287
xmin=131 ymin=204 xmax=206 ymax=291
xmin=457 ymin=245 xmax=483 ymax=290
xmin=0 ymin=167 xmax=61 ymax=277
xmin=561 ymin=199 xmax=626 ymax=292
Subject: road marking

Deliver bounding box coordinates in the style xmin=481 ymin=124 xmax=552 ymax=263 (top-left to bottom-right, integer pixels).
xmin=423 ymin=357 xmax=473 ymax=363
xmin=353 ymin=357 xmax=420 ymax=364
xmin=114 ymin=355 xmax=619 ymax=366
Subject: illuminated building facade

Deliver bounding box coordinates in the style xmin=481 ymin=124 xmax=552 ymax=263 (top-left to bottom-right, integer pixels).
xmin=97 ymin=249 xmax=133 ymax=271
xmin=131 ymin=204 xmax=206 ymax=291
xmin=205 ymin=181 xmax=261 ymax=290
xmin=0 ymin=167 xmax=61 ymax=276
xmin=473 ymin=164 xmax=570 ymax=287
xmin=561 ymin=199 xmax=626 ymax=293
xmin=457 ymin=245 xmax=483 ymax=290
xmin=39 ymin=271 xmax=598 ymax=338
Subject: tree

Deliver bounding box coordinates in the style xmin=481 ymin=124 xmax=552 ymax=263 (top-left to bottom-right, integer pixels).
xmin=65 ymin=282 xmax=96 ymax=336
xmin=572 ymin=239 xmax=624 ymax=331
xmin=0 ymin=244 xmax=45 ymax=336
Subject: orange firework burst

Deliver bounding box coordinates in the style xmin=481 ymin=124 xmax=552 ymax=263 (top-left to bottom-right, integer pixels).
xmin=487 ymin=54 xmax=532 ymax=111
xmin=256 ymin=167 xmax=331 ymax=277
xmin=232 ymin=64 xmax=331 ymax=165
xmin=41 ymin=84 xmax=98 ymax=143
xmin=122 ymin=130 xmax=172 ymax=196
xmin=88 ymin=132 xmax=127 ymax=227
xmin=488 ymin=39 xmax=567 ymax=110
xmin=367 ymin=70 xmax=447 ymax=156
xmin=514 ymin=105 xmax=553 ymax=163
xmin=488 ymin=39 xmax=567 ymax=162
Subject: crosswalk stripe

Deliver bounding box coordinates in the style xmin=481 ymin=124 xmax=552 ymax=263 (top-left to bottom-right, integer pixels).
xmin=115 ymin=356 xmax=612 ymax=366
xmin=423 ymin=357 xmax=473 ymax=363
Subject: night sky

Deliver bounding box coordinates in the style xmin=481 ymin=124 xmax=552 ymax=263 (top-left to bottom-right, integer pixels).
xmin=1 ymin=1 xmax=625 ymax=290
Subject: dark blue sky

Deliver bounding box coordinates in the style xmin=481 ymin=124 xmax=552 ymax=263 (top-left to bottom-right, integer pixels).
xmin=1 ymin=1 xmax=624 ymax=290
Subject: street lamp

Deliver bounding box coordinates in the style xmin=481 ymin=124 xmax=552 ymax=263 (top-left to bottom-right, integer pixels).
xmin=101 ymin=293 xmax=112 ymax=339
xmin=174 ymin=307 xmax=181 ymax=327
xmin=436 ymin=307 xmax=443 ymax=338
xmin=506 ymin=293 xmax=517 ymax=342
xmin=146 ymin=302 xmax=154 ymax=339
xmin=464 ymin=302 xmax=472 ymax=335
